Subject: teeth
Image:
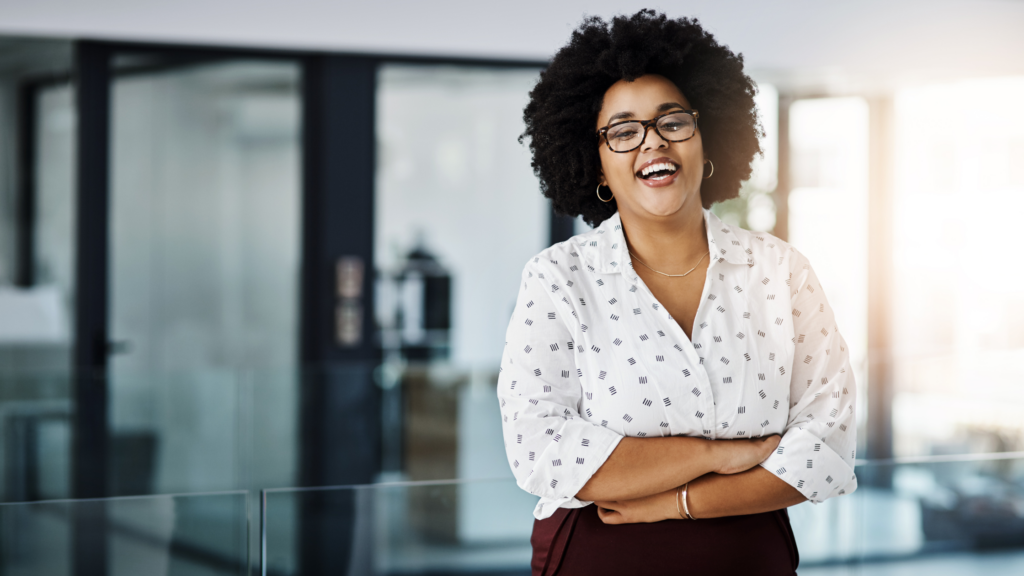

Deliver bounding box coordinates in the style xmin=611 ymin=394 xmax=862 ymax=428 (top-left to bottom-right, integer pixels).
xmin=640 ymin=162 xmax=678 ymax=177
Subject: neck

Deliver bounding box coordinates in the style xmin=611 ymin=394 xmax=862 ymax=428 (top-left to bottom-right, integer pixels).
xmin=619 ymin=205 xmax=708 ymax=274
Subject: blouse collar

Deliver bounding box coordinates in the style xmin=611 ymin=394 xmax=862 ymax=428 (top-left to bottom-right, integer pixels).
xmin=576 ymin=209 xmax=751 ymax=283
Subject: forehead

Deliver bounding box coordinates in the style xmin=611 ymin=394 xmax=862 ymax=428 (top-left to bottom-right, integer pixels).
xmin=598 ymin=74 xmax=691 ymax=125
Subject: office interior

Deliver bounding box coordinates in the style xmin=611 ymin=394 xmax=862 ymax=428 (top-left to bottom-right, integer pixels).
xmin=2 ymin=2 xmax=1024 ymax=574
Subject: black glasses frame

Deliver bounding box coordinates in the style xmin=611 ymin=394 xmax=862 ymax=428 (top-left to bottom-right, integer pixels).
xmin=596 ymin=109 xmax=700 ymax=153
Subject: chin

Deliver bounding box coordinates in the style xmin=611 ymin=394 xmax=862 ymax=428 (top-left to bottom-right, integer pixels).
xmin=640 ymin=201 xmax=685 ymax=218
xmin=636 ymin=192 xmax=687 ymax=218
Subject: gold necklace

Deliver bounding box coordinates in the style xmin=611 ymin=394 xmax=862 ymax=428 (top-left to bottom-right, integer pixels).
xmin=628 ymin=249 xmax=709 ymax=278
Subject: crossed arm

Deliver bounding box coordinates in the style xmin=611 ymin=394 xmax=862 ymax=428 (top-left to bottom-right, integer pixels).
xmin=575 ymin=435 xmax=806 ymax=524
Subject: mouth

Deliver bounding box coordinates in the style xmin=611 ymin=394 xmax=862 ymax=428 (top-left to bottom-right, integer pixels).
xmin=635 ymin=158 xmax=680 ymax=182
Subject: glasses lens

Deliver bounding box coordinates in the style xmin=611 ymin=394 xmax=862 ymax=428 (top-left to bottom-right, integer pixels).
xmin=605 ymin=122 xmax=644 ymax=152
xmin=656 ymin=113 xmax=695 ymax=141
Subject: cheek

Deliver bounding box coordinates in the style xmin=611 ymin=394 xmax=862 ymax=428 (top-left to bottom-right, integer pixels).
xmin=599 ymin=151 xmax=636 ymax=184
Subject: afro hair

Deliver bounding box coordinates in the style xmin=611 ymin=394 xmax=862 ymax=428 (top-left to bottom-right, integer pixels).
xmin=522 ymin=10 xmax=763 ymax=227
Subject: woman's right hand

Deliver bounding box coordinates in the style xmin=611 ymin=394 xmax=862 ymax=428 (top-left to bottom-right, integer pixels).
xmin=709 ymin=435 xmax=781 ymax=475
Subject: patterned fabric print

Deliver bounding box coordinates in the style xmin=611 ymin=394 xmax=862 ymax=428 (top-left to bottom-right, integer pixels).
xmin=497 ymin=209 xmax=858 ymax=520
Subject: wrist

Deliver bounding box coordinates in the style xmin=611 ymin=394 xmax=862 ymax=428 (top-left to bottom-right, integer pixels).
xmin=686 ymin=475 xmax=710 ymax=519
xmin=663 ymin=488 xmax=682 ymax=522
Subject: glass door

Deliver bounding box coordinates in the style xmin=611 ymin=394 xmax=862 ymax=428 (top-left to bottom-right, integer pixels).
xmin=106 ymin=55 xmax=302 ymax=495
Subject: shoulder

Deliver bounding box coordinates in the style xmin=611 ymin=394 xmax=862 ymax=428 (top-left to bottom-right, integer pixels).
xmin=722 ymin=222 xmax=812 ymax=275
xmin=520 ymin=220 xmax=608 ymax=279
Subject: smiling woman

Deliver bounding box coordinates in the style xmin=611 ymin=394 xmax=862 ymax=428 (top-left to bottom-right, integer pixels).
xmin=500 ymin=10 xmax=857 ymax=576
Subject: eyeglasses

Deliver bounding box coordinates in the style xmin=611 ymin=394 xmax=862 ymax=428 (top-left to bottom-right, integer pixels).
xmin=596 ymin=110 xmax=699 ymax=153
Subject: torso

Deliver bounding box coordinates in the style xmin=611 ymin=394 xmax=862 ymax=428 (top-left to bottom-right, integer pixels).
xmin=525 ymin=210 xmax=797 ymax=442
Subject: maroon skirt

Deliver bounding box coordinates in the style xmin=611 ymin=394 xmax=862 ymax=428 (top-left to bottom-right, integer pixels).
xmin=531 ymin=505 xmax=799 ymax=576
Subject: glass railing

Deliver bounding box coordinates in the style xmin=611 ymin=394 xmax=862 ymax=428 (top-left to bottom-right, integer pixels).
xmin=795 ymin=453 xmax=1024 ymax=574
xmin=3 ymin=364 xmax=1024 ymax=574
xmin=258 ymin=456 xmax=1024 ymax=576
xmin=1 ymin=457 xmax=1023 ymax=574
xmin=0 ymin=490 xmax=249 ymax=575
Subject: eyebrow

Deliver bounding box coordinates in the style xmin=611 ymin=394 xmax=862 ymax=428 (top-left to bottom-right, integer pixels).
xmin=606 ymin=102 xmax=687 ymax=124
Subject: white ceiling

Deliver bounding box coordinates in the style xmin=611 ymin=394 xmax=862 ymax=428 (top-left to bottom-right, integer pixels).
xmin=1 ymin=0 xmax=1023 ymax=93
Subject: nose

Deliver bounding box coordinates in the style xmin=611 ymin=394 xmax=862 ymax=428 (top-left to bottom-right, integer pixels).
xmin=641 ymin=125 xmax=669 ymax=152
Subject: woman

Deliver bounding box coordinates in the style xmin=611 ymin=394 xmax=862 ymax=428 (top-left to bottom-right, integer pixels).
xmin=497 ymin=10 xmax=858 ymax=575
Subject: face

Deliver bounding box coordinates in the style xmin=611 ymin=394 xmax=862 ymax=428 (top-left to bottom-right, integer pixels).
xmin=596 ymin=74 xmax=704 ymax=222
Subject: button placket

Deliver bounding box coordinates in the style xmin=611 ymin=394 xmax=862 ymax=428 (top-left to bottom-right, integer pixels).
xmin=627 ymin=257 xmax=719 ymax=439
xmin=691 ymin=256 xmax=720 ymax=438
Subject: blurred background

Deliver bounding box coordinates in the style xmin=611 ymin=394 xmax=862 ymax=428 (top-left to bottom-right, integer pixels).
xmin=1 ymin=0 xmax=1024 ymax=574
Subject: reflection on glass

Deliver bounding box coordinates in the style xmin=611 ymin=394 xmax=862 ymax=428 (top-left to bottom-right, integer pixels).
xmin=109 ymin=59 xmax=302 ymax=495
xmin=892 ymin=78 xmax=1024 ymax=459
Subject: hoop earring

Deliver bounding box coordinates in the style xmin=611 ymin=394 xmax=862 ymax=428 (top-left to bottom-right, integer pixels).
xmin=703 ymin=159 xmax=714 ymax=180
xmin=596 ymin=184 xmax=614 ymax=203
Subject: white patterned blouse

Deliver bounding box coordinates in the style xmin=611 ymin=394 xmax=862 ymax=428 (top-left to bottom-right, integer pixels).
xmin=497 ymin=209 xmax=858 ymax=520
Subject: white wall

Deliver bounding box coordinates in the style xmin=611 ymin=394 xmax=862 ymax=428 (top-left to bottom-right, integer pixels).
xmin=2 ymin=1 xmax=1024 ymax=91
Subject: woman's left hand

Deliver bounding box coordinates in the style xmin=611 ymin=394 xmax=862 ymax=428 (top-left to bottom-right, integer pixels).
xmin=593 ymin=488 xmax=681 ymax=524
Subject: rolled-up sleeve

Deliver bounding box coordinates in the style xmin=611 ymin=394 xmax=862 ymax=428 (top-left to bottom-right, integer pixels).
xmin=497 ymin=261 xmax=623 ymax=519
xmin=759 ymin=250 xmax=859 ymax=503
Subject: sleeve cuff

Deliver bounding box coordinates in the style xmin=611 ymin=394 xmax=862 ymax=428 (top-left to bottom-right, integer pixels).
xmin=759 ymin=427 xmax=857 ymax=504
xmin=526 ymin=428 xmax=623 ymax=520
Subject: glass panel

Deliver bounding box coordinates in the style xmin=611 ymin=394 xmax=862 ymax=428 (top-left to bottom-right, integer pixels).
xmin=892 ymin=78 xmax=1024 ymax=458
xmin=0 ymin=371 xmax=71 ymax=502
xmin=0 ymin=490 xmax=248 ymax=575
xmin=108 ymin=59 xmax=302 ymax=495
xmin=374 ymin=65 xmax=548 ymax=485
xmin=787 ymin=97 xmax=870 ymax=454
xmin=32 ymin=80 xmax=77 ymax=350
xmin=263 ymin=479 xmax=536 ymax=576
xmin=0 ymin=41 xmax=75 ymax=503
xmin=793 ymin=456 xmax=1024 ymax=574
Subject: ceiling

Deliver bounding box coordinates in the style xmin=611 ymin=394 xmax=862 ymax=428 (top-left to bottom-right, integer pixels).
xmin=1 ymin=0 xmax=1023 ymax=94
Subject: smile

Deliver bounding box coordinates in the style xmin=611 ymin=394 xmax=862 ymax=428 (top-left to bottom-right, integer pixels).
xmin=636 ymin=161 xmax=679 ymax=180
xmin=634 ymin=157 xmax=681 ymax=188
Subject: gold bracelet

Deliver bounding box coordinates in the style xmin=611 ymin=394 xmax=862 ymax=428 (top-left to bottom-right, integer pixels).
xmin=682 ymin=482 xmax=696 ymax=520
xmin=676 ymin=486 xmax=686 ymax=519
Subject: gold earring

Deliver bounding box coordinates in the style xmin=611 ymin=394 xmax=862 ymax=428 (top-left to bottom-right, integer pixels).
xmin=596 ymin=184 xmax=614 ymax=202
xmin=703 ymin=159 xmax=714 ymax=179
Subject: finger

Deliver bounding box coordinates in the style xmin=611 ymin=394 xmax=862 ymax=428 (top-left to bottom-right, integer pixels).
xmin=598 ymin=508 xmax=622 ymax=524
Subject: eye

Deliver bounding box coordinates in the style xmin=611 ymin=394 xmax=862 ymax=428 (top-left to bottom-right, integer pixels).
xmin=658 ymin=114 xmax=693 ymax=132
xmin=608 ymin=124 xmax=642 ymax=140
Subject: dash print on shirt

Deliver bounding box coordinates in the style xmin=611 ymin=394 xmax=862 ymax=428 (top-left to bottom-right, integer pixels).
xmin=497 ymin=209 xmax=858 ymax=520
